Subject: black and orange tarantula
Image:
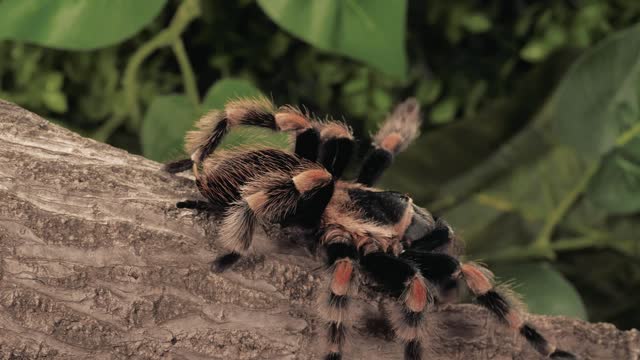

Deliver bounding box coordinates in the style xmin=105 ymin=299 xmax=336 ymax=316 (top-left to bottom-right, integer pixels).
xmin=164 ymin=97 xmax=575 ymax=360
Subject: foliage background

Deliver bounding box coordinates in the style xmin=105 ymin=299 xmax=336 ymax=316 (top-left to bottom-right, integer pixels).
xmin=1 ymin=0 xmax=639 ymax=330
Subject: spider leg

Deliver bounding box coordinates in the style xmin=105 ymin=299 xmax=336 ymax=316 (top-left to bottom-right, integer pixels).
xmin=360 ymin=251 xmax=432 ymax=360
xmin=357 ymin=98 xmax=422 ymax=186
xmin=402 ymin=216 xmax=465 ymax=301
xmin=401 ymin=252 xmax=459 ymax=283
xmin=164 ymin=158 xmax=195 ymax=173
xmin=163 ymin=97 xmax=320 ymax=173
xmin=176 ymin=200 xmax=218 ymax=211
xmin=407 ymin=217 xmax=459 ymax=254
xmin=315 ymin=121 xmax=355 ymax=179
xmin=294 ymin=127 xmax=321 ymax=161
xmin=408 ymin=218 xmax=575 ymax=358
xmin=460 ymin=262 xmax=576 ymax=359
xmin=212 ymin=166 xmax=334 ymax=272
xmin=321 ymin=236 xmax=359 ymax=360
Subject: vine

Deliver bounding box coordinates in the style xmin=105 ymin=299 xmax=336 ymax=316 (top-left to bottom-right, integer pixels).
xmin=93 ymin=0 xmax=201 ymax=141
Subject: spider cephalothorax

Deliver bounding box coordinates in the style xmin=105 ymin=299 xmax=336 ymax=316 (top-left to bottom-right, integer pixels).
xmin=165 ymin=97 xmax=575 ymax=360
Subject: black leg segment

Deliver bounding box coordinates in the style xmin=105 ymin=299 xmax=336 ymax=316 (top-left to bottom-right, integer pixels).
xmin=295 ymin=127 xmax=321 ymax=161
xmin=164 ymin=158 xmax=194 ymax=173
xmin=319 ymin=137 xmax=354 ymax=179
xmin=357 ymin=148 xmax=393 ymax=186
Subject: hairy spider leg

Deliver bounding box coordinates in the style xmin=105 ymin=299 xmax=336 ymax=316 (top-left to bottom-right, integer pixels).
xmin=400 ymin=251 xmax=461 ymax=300
xmin=406 ymin=217 xmax=458 ymax=254
xmin=163 ymin=158 xmax=194 ymax=173
xmin=212 ymin=166 xmax=334 ymax=272
xmin=321 ymin=238 xmax=359 ymax=360
xmin=163 ymin=97 xmax=319 ymax=173
xmin=357 ymin=98 xmax=422 ymax=186
xmin=360 ymin=252 xmax=432 ymax=360
xmin=295 ymin=126 xmax=321 ymax=162
xmin=401 ymin=216 xmax=463 ymax=299
xmin=460 ymin=262 xmax=576 ymax=359
xmin=406 ymin=217 xmax=576 ymax=359
xmin=176 ymin=200 xmax=219 ymax=211
xmin=315 ymin=121 xmax=355 ymax=179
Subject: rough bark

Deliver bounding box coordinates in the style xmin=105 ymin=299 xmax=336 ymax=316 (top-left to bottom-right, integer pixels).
xmin=0 ymin=99 xmax=637 ymax=360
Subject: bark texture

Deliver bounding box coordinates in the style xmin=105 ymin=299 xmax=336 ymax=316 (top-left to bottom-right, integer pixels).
xmin=0 ymin=99 xmax=638 ymax=360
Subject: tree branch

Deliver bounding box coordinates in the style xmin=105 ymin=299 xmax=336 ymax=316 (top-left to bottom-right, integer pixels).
xmin=0 ymin=99 xmax=637 ymax=359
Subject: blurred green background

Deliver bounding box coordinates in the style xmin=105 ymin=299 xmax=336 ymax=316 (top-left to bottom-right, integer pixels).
xmin=1 ymin=0 xmax=639 ymax=330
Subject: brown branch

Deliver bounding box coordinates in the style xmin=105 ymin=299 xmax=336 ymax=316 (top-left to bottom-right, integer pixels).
xmin=0 ymin=99 xmax=637 ymax=360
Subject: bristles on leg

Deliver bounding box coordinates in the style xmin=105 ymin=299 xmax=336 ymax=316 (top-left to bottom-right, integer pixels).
xmin=163 ymin=158 xmax=194 ymax=173
xmin=404 ymin=339 xmax=421 ymax=360
xmin=520 ymin=323 xmax=552 ymax=355
xmin=356 ymin=98 xmax=422 ymax=185
xmin=226 ymin=97 xmax=276 ymax=127
xmin=185 ymin=111 xmax=230 ymax=164
xmin=324 ymin=353 xmax=341 ymax=360
xmin=462 ymin=262 xmax=575 ymax=358
xmin=218 ymin=201 xmax=257 ymax=254
xmin=321 ymin=240 xmax=358 ymax=360
xmin=314 ymin=121 xmax=354 ymax=178
xmin=185 ymin=97 xmax=279 ymax=164
xmin=373 ymin=98 xmax=422 ymax=155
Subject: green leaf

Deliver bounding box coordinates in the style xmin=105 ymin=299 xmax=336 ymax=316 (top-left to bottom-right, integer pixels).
xmin=483 ymin=147 xmax=590 ymax=226
xmin=257 ymin=0 xmax=408 ymax=78
xmin=42 ymin=91 xmax=68 ymax=113
xmin=416 ymin=79 xmax=442 ymax=105
xmin=429 ymin=97 xmax=458 ymax=124
xmin=543 ymin=25 xmax=567 ymax=48
xmin=493 ymin=262 xmax=588 ymax=319
xmin=587 ymin=137 xmax=640 ymax=214
xmin=461 ymin=13 xmax=492 ymax=33
xmin=202 ymin=78 xmax=263 ymax=110
xmin=443 ymin=146 xmax=592 ymax=254
xmin=0 ymin=0 xmax=167 ymax=50
xmin=141 ymin=95 xmax=196 ymax=162
xmin=551 ymin=23 xmax=640 ymax=159
xmin=380 ymin=52 xmax=577 ymax=204
xmin=426 ymin=27 xmax=640 ymax=258
xmin=520 ymin=40 xmax=549 ymax=62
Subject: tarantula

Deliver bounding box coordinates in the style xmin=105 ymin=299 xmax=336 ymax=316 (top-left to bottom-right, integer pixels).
xmin=164 ymin=97 xmax=575 ymax=360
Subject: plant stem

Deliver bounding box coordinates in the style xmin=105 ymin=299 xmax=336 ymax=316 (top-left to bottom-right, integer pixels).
xmin=93 ymin=113 xmax=125 ymax=142
xmin=94 ymin=0 xmax=201 ymax=141
xmin=172 ymin=38 xmax=199 ymax=108
xmin=481 ymin=234 xmax=609 ymax=263
xmin=527 ymin=121 xmax=640 ymax=254
xmin=478 ymin=243 xmax=555 ymax=263
xmin=532 ymin=160 xmax=601 ymax=248
xmin=481 ymin=161 xmax=600 ymax=263
xmin=551 ymin=235 xmax=606 ymax=251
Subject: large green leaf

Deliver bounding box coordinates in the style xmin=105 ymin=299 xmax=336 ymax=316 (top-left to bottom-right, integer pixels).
xmin=141 ymin=95 xmax=196 ymax=162
xmin=257 ymin=0 xmax=408 ymax=78
xmin=493 ymin=262 xmax=588 ymax=319
xmin=0 ymin=0 xmax=167 ymax=49
xmin=380 ymin=51 xmax=578 ymax=204
xmin=427 ymin=27 xmax=640 ymax=260
xmin=587 ymin=137 xmax=640 ymax=214
xmin=202 ymin=78 xmax=263 ymax=110
xmin=442 ymin=144 xmax=592 ymax=255
xmin=551 ymin=23 xmax=640 ymax=159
